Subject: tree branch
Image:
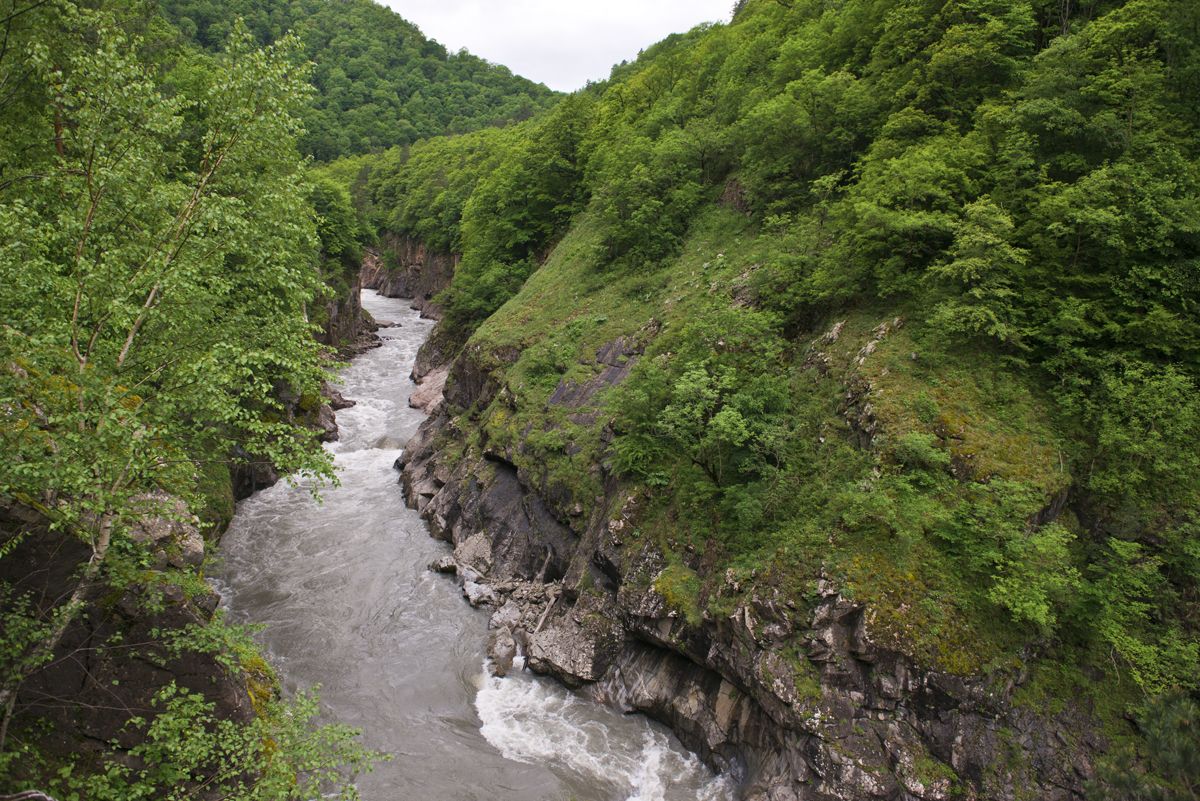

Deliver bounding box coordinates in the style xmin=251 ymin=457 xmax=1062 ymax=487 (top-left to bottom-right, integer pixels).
xmin=0 ymin=0 xmax=49 ymax=26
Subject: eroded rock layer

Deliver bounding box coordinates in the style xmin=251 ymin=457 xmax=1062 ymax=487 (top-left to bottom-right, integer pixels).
xmin=396 ymin=344 xmax=1100 ymax=801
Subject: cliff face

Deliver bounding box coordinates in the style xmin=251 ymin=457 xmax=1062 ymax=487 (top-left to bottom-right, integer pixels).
xmin=396 ymin=319 xmax=1102 ymax=801
xmin=358 ymin=234 xmax=460 ymax=385
xmin=317 ymin=262 xmax=377 ymax=357
xmin=0 ymin=504 xmax=256 ymax=788
xmin=360 ymin=234 xmax=458 ymax=321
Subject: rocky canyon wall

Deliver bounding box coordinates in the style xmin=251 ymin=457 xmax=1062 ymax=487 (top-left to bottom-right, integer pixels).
xmin=395 ymin=339 xmax=1102 ymax=801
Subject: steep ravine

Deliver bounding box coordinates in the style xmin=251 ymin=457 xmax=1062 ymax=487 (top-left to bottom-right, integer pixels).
xmin=397 ymin=336 xmax=1102 ymax=801
xmin=216 ymin=290 xmax=732 ymax=801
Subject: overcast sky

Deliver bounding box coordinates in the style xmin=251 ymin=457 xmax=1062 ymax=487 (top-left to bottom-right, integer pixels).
xmin=383 ymin=1 xmax=734 ymax=92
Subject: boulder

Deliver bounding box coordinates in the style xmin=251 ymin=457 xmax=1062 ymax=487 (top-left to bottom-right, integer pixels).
xmin=488 ymin=627 xmax=518 ymax=677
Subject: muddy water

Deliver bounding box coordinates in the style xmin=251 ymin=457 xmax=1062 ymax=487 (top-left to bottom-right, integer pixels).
xmin=215 ymin=291 xmax=734 ymax=801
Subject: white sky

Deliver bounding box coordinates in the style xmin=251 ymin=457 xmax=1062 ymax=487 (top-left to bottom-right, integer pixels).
xmin=383 ymin=1 xmax=735 ymax=92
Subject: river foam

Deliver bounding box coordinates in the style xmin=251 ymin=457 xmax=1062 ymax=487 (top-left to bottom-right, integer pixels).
xmin=476 ymin=664 xmax=735 ymax=801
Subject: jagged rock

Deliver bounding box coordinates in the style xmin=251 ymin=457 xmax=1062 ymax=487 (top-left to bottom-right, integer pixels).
xmin=462 ymin=580 xmax=498 ymax=607
xmin=173 ymin=528 xmax=205 ymax=568
xmin=429 ymin=555 xmax=457 ymax=574
xmin=489 ymin=601 xmax=522 ymax=630
xmin=129 ymin=491 xmax=205 ymax=568
xmin=324 ymin=383 xmax=356 ymax=410
xmin=488 ymin=626 xmax=518 ymax=677
xmin=316 ymin=403 xmax=339 ymax=442
xmin=398 ymin=340 xmax=1099 ymax=801
xmin=453 ymin=532 xmax=494 ymax=574
xmin=359 ymin=235 xmax=458 ymax=320
xmin=527 ymin=621 xmax=620 ymax=687
xmin=318 ymin=258 xmax=378 ymax=357
xmin=0 ymin=521 xmax=254 ymax=773
xmin=409 ymin=365 xmax=448 ymax=412
xmin=230 ymin=453 xmax=279 ymax=500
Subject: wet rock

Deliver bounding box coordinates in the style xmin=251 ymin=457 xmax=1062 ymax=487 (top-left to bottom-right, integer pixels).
xmin=528 ymin=625 xmax=612 ymax=687
xmin=463 ymin=580 xmax=498 ymax=607
xmin=316 ymin=403 xmax=339 ymax=442
xmin=231 ymin=453 xmax=279 ymax=500
xmin=488 ymin=627 xmax=518 ymax=677
xmin=324 ymin=383 xmax=356 ymax=410
xmin=429 ymin=555 xmax=457 ymax=574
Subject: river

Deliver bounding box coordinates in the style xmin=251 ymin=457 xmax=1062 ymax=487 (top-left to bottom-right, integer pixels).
xmin=214 ymin=290 xmax=735 ymax=801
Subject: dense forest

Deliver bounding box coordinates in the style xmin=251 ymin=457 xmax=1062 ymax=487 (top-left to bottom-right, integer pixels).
xmin=0 ymin=0 xmax=549 ymax=796
xmin=159 ymin=0 xmax=559 ymax=159
xmin=2 ymin=0 xmax=1198 ymax=796
xmin=345 ymin=0 xmax=1200 ymax=795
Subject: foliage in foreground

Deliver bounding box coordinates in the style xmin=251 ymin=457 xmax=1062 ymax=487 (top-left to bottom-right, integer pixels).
xmin=44 ymin=682 xmax=375 ymax=801
xmin=0 ymin=0 xmax=373 ymax=794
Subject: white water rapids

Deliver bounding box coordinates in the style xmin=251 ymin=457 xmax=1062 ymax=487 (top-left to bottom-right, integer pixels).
xmin=214 ymin=290 xmax=735 ymax=801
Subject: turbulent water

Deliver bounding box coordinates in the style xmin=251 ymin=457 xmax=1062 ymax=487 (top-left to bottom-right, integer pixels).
xmin=215 ymin=291 xmax=734 ymax=801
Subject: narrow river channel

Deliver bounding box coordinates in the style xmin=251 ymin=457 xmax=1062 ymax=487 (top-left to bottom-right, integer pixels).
xmin=214 ymin=290 xmax=735 ymax=801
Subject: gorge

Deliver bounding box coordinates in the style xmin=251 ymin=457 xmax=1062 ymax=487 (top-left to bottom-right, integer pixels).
xmin=218 ymin=289 xmax=734 ymax=800
xmin=2 ymin=0 xmax=1198 ymax=798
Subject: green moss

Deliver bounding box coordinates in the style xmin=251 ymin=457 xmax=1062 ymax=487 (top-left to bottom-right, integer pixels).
xmin=832 ymin=312 xmax=1070 ymax=496
xmin=1012 ymin=657 xmax=1140 ymax=743
xmin=911 ymin=751 xmax=960 ymax=794
xmin=241 ymin=652 xmax=280 ymax=719
xmin=781 ymin=644 xmax=823 ymax=704
xmin=653 ymin=559 xmax=703 ymax=627
xmin=193 ymin=458 xmax=235 ymax=535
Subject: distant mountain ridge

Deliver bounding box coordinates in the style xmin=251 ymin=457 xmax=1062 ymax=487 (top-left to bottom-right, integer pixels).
xmin=160 ymin=0 xmax=560 ymax=159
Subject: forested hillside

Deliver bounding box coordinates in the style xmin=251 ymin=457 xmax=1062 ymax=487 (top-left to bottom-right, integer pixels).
xmin=349 ymin=0 xmax=1200 ymax=796
xmin=0 ymin=1 xmax=375 ymax=796
xmin=4 ymin=0 xmax=1198 ymax=795
xmin=160 ymin=0 xmax=559 ymax=159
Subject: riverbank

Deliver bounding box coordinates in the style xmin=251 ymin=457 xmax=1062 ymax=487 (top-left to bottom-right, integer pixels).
xmin=217 ymin=291 xmax=729 ymax=800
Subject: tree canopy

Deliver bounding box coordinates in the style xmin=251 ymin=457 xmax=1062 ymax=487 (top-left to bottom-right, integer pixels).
xmin=160 ymin=0 xmax=560 ymax=159
xmin=344 ymin=1 xmax=1200 ymax=783
xmin=0 ymin=1 xmax=373 ymax=795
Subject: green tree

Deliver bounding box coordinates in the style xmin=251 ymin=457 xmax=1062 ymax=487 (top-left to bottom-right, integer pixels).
xmin=1092 ymin=691 xmax=1200 ymax=801
xmin=928 ymin=196 xmax=1029 ymax=348
xmin=0 ymin=6 xmax=332 ymax=717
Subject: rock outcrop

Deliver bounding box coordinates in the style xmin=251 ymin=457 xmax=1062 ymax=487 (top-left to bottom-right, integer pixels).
xmin=360 ymin=235 xmax=458 ymax=320
xmin=0 ymin=507 xmax=255 ymax=781
xmin=359 ymin=236 xmax=459 ymax=384
xmin=395 ymin=340 xmax=1102 ymax=801
xmin=318 ymin=261 xmax=379 ymax=357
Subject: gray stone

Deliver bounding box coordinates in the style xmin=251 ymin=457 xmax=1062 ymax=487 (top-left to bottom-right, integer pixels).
xmin=488 ymin=627 xmax=517 ymax=677
xmin=489 ymin=601 xmax=522 ymax=630
xmin=428 ymin=555 xmax=457 ymax=574
xmin=462 ymin=581 xmax=498 ymax=607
